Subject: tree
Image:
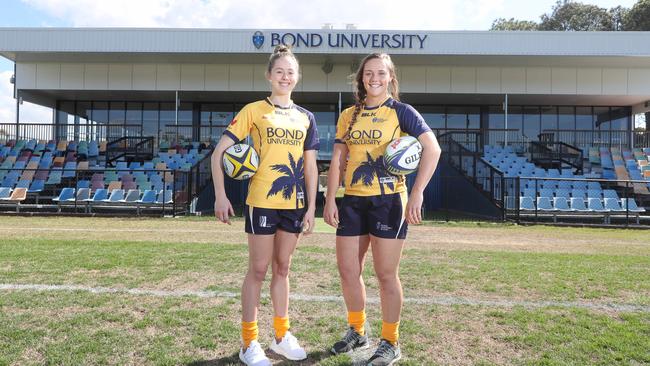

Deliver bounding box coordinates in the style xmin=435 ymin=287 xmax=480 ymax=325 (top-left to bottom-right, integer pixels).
xmin=267 ymin=152 xmax=304 ymax=209
xmin=609 ymin=5 xmax=629 ymax=31
xmin=351 ymin=152 xmax=394 ymax=196
xmin=623 ymin=0 xmax=650 ymax=30
xmin=491 ymin=18 xmax=539 ymax=31
xmin=538 ymin=0 xmax=615 ymax=31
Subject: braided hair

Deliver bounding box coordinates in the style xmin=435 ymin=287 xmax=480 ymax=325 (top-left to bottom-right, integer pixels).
xmin=344 ymin=53 xmax=400 ymax=141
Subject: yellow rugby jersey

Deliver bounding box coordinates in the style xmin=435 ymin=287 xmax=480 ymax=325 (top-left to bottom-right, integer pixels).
xmin=335 ymin=97 xmax=431 ymax=197
xmin=224 ymin=98 xmax=320 ymax=209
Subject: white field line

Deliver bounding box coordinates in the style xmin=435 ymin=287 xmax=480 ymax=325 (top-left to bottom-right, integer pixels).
xmin=1 ymin=283 xmax=648 ymax=313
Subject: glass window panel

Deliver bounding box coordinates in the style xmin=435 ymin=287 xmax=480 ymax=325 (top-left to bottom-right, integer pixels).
xmin=523 ymin=106 xmax=540 ymax=140
xmin=558 ymin=106 xmax=575 ymax=130
xmin=575 ymin=107 xmax=593 ymax=130
xmin=109 ymin=102 xmax=125 ymax=125
xmin=446 ymin=107 xmax=466 ymax=129
xmin=159 ymin=103 xmax=175 ymax=143
xmin=541 ymin=106 xmax=557 ymax=132
xmin=143 ymin=102 xmax=159 ymax=141
xmin=126 ymin=102 xmax=142 ymax=124
xmin=418 ymin=106 xmax=445 ymax=130
xmin=488 ymin=106 xmax=504 ymax=130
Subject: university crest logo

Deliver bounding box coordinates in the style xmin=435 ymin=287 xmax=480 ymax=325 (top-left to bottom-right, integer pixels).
xmin=252 ymin=31 xmax=264 ymax=49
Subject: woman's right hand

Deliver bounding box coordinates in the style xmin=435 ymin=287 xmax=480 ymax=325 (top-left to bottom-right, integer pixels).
xmin=323 ymin=200 xmax=339 ymax=228
xmin=214 ymin=194 xmax=235 ymax=225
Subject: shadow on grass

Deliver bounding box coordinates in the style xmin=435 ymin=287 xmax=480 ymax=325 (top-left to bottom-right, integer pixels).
xmin=187 ymin=348 xmax=354 ymax=365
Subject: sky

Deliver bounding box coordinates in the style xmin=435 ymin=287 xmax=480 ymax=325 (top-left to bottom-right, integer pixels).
xmin=0 ymin=0 xmax=643 ymax=125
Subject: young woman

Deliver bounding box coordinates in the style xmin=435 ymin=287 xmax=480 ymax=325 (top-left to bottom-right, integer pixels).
xmin=211 ymin=45 xmax=319 ymax=365
xmin=324 ymin=53 xmax=441 ymax=365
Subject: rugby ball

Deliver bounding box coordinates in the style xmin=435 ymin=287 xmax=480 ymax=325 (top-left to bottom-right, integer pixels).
xmin=222 ymin=144 xmax=259 ymax=180
xmin=383 ymin=136 xmax=422 ymax=175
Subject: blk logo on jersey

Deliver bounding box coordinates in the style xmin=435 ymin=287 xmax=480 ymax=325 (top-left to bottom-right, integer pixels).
xmin=361 ymin=112 xmax=377 ymax=117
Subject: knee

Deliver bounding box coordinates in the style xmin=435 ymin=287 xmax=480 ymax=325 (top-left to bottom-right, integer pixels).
xmin=248 ymin=265 xmax=268 ymax=283
xmin=376 ymin=270 xmax=399 ymax=288
xmin=338 ymin=264 xmax=363 ymax=284
xmin=272 ymin=260 xmax=291 ymax=278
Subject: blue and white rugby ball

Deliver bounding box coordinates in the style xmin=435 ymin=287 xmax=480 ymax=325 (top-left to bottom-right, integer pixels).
xmin=383 ymin=136 xmax=422 ymax=175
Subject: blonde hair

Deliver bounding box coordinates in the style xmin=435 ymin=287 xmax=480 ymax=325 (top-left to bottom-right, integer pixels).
xmin=344 ymin=53 xmax=400 ymax=141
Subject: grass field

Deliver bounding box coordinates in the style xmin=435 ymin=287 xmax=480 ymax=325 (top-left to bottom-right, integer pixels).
xmin=1 ymin=216 xmax=649 ymax=365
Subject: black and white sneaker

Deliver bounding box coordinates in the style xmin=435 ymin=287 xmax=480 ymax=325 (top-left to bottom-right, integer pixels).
xmin=330 ymin=327 xmax=369 ymax=354
xmin=366 ymin=339 xmax=401 ymax=366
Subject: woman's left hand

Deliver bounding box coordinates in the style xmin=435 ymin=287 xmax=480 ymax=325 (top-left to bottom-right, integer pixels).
xmin=405 ymin=190 xmax=423 ymax=225
xmin=303 ymin=207 xmax=316 ymax=235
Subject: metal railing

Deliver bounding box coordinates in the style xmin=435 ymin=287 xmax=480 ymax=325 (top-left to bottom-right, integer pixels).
xmin=438 ymin=131 xmax=506 ymax=219
xmin=529 ymin=140 xmax=584 ymax=174
xmin=541 ymin=129 xmax=631 ymax=150
xmin=105 ymin=136 xmax=154 ymax=167
xmin=0 ymin=166 xmax=185 ymax=216
xmin=506 ymin=176 xmax=650 ymax=226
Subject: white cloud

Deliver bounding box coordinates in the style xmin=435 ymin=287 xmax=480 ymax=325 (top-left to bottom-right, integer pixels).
xmin=0 ymin=71 xmax=52 ymax=124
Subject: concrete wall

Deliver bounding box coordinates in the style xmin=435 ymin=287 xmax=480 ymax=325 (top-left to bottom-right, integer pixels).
xmin=15 ymin=61 xmax=650 ymax=97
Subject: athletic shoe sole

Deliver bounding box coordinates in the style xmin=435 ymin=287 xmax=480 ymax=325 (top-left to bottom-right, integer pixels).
xmin=269 ymin=344 xmax=307 ymax=361
xmin=330 ymin=341 xmax=370 ymax=355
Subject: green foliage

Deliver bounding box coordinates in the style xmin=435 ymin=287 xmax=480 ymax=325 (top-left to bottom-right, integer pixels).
xmin=623 ymin=0 xmax=650 ymax=30
xmin=491 ymin=18 xmax=539 ymax=31
xmin=539 ymin=0 xmax=615 ymax=31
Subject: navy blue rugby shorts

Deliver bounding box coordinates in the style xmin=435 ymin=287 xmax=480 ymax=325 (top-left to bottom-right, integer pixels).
xmin=336 ymin=191 xmax=408 ymax=239
xmin=245 ymin=205 xmax=305 ymax=235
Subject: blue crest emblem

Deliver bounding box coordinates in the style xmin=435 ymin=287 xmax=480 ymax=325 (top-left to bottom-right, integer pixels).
xmin=252 ymin=31 xmax=264 ymax=49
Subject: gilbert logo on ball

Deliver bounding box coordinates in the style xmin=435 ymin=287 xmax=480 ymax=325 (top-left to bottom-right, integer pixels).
xmin=222 ymin=144 xmax=259 ymax=180
xmin=383 ymin=136 xmax=422 ymax=175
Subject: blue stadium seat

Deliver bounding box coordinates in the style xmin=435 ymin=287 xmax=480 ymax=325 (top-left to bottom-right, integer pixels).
xmin=87 ymin=188 xmax=109 ymax=201
xmin=519 ymin=196 xmax=535 ymax=211
xmin=570 ymin=197 xmax=590 ymax=211
xmin=553 ymin=197 xmax=572 ymax=211
xmin=28 ymin=180 xmax=45 ymax=193
xmin=537 ymin=197 xmax=555 ymax=211
xmin=587 ymin=198 xmax=608 ymax=212
xmin=52 ymin=188 xmax=75 ymax=202
xmin=603 ymin=198 xmax=625 ymax=212
xmin=103 ymin=189 xmax=125 ymax=202
xmin=621 ymin=198 xmax=645 ymax=212
xmin=0 ymin=187 xmax=11 ymax=199
xmin=586 ymin=189 xmax=602 ymax=199
xmin=122 ymin=189 xmax=141 ymax=203
xmin=603 ymin=189 xmax=620 ymax=200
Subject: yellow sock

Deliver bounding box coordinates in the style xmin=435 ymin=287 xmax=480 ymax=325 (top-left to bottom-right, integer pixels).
xmin=273 ymin=316 xmax=290 ymax=340
xmin=241 ymin=320 xmax=258 ymax=349
xmin=348 ymin=310 xmax=366 ymax=336
xmin=381 ymin=321 xmax=400 ymax=345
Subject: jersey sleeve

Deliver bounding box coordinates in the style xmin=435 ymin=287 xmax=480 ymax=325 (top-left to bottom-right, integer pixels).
xmin=304 ymin=112 xmax=320 ymax=151
xmin=223 ymin=104 xmax=254 ymax=143
xmin=396 ymin=103 xmax=432 ymax=138
xmin=334 ymin=108 xmax=352 ymax=144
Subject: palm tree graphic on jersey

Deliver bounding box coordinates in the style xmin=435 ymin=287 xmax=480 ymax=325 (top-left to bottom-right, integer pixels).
xmin=351 ymin=151 xmax=394 ymax=195
xmin=267 ymin=152 xmax=304 ymax=209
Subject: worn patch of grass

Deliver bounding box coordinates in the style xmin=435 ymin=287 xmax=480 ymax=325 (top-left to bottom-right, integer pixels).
xmin=1 ymin=291 xmax=648 ymax=365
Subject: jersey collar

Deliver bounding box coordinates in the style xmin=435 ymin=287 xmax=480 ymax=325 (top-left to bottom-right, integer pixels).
xmin=363 ymin=96 xmax=392 ymax=110
xmin=265 ymin=97 xmax=293 ymax=110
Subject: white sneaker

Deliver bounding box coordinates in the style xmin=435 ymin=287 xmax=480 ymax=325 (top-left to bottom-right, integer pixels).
xmin=270 ymin=331 xmax=307 ymax=361
xmin=238 ymin=341 xmax=271 ymax=366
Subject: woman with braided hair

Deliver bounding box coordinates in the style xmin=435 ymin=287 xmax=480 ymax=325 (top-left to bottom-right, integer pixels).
xmin=323 ymin=53 xmax=441 ymax=365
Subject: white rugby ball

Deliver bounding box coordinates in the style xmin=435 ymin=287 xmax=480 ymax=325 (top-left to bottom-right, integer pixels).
xmin=383 ymin=136 xmax=422 ymax=175
xmin=222 ymin=144 xmax=259 ymax=180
